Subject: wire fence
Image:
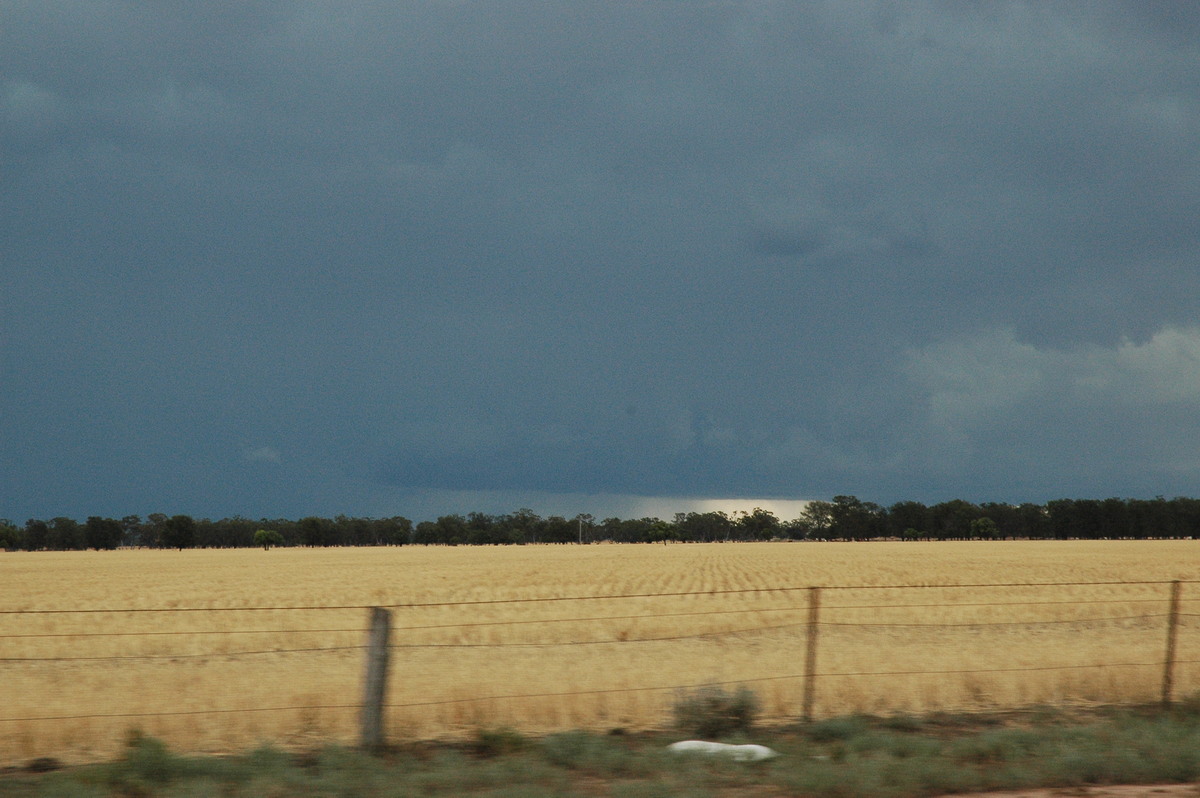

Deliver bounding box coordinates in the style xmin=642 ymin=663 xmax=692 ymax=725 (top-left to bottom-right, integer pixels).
xmin=1 ymin=579 xmax=1197 ymax=759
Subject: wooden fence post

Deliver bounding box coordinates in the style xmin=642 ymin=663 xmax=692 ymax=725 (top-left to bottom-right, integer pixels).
xmin=361 ymin=607 xmax=392 ymax=752
xmin=802 ymin=587 xmax=822 ymax=723
xmin=1162 ymin=580 xmax=1182 ymax=709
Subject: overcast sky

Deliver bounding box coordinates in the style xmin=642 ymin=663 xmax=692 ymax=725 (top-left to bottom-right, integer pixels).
xmin=4 ymin=1 xmax=1200 ymax=523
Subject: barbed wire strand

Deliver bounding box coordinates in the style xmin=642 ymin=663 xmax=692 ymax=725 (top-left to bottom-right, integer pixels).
xmin=0 ymin=597 xmax=1176 ymax=638
xmin=1 ymin=579 xmax=1194 ymax=615
xmin=818 ymin=613 xmax=1174 ymax=629
xmin=0 ymin=704 xmax=360 ymax=723
xmin=5 ymin=658 xmax=1198 ymax=725
xmin=0 ymin=627 xmax=367 ymax=640
xmin=0 ymin=606 xmax=804 ymax=637
xmin=2 ymin=613 xmax=1183 ymax=662
xmin=381 ymin=612 xmax=1179 ymax=649
xmin=0 ymin=645 xmax=366 ymax=663
xmin=382 ymin=660 xmax=1200 ymax=709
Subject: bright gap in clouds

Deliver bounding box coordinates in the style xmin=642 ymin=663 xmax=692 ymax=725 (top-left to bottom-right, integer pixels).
xmin=384 ymin=489 xmax=812 ymax=523
xmin=630 ymin=497 xmax=813 ymax=521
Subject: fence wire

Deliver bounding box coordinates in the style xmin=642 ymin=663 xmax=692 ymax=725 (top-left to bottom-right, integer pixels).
xmin=5 ymin=659 xmax=1200 ymax=726
xmin=3 ymin=578 xmax=1194 ymax=615
xmin=1 ymin=579 xmax=1196 ymax=729
xmin=2 ymin=611 xmax=1187 ymax=661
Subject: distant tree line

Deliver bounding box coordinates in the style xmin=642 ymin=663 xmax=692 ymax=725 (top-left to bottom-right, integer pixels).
xmin=1 ymin=496 xmax=1199 ymax=551
xmin=0 ymin=514 xmax=413 ymax=552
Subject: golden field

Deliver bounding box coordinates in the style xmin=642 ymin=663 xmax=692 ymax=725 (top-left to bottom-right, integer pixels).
xmin=1 ymin=540 xmax=1197 ymax=765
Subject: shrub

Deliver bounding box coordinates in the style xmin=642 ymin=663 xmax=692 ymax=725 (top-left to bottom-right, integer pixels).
xmin=807 ymin=715 xmax=870 ymax=743
xmin=672 ymin=685 xmax=760 ymax=738
xmin=472 ymin=726 xmax=527 ymax=758
xmin=120 ymin=730 xmax=183 ymax=784
xmin=879 ymin=713 xmax=923 ymax=732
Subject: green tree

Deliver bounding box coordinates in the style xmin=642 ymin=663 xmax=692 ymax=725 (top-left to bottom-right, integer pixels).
xmin=799 ymin=501 xmax=834 ymax=539
xmin=644 ymin=519 xmax=676 ymax=543
xmin=23 ymin=519 xmax=48 ymax=551
xmin=1071 ymin=499 xmax=1104 ymax=539
xmin=503 ymin=508 xmax=540 ymax=544
xmin=537 ymin=516 xmax=576 ymax=544
xmin=675 ymin=511 xmax=732 ymax=542
xmin=737 ymin=508 xmax=781 ymax=540
xmin=465 ymin=512 xmax=502 ymax=545
xmin=1169 ymin=497 xmax=1200 ymax=539
xmin=829 ymin=496 xmax=883 ymax=540
xmin=85 ymin=516 xmax=123 ymax=550
xmin=979 ymin=503 xmax=1024 ymax=539
xmin=0 ymin=519 xmax=22 ymax=551
xmin=120 ymin=515 xmax=144 ymax=547
xmin=1015 ymin=503 xmax=1050 ymax=539
xmin=969 ymin=517 xmax=999 ymax=539
xmin=253 ymin=529 xmax=285 ymax=550
xmin=1045 ymin=499 xmax=1077 ymax=540
xmin=387 ymin=516 xmax=411 ymax=545
xmin=161 ymin=515 xmax=196 ymax=550
xmin=299 ymin=516 xmax=335 ymax=547
xmin=888 ymin=501 xmax=930 ymax=538
xmin=142 ymin=514 xmax=168 ymax=548
xmin=412 ymin=520 xmax=440 ymax=545
xmin=600 ymin=516 xmax=653 ymax=542
xmin=929 ymin=499 xmax=981 ymax=540
xmin=47 ymin=517 xmax=84 ymax=550
xmin=434 ymin=514 xmax=468 ymax=545
xmin=411 ymin=515 xmax=469 ymax=545
xmin=1098 ymin=497 xmax=1130 ymax=539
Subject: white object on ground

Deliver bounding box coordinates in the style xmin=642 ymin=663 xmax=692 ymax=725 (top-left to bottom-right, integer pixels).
xmin=667 ymin=740 xmax=779 ymax=761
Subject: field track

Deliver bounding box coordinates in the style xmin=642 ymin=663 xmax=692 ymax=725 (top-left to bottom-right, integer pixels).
xmin=1 ymin=540 xmax=1197 ymax=765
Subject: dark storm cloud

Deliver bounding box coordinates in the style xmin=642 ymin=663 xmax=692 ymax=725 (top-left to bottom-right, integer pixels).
xmin=3 ymin=2 xmax=1200 ymax=520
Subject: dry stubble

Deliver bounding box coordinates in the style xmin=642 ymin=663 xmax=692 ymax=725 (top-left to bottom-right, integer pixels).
xmin=1 ymin=541 xmax=1197 ymax=765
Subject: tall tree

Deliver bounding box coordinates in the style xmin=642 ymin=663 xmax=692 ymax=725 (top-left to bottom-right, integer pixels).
xmin=1045 ymin=499 xmax=1077 ymax=540
xmin=503 ymin=508 xmax=541 ymax=544
xmin=799 ymin=501 xmax=834 ymax=539
xmin=161 ymin=515 xmax=196 ymax=550
xmin=1015 ymin=503 xmax=1050 ymax=539
xmin=376 ymin=516 xmax=412 ymax=545
xmin=537 ymin=516 xmax=576 ymax=544
xmin=0 ymin=519 xmax=21 ymax=551
xmin=888 ymin=501 xmax=930 ymax=538
xmin=85 ymin=516 xmax=123 ymax=550
xmin=119 ymin=515 xmax=144 ymax=547
xmin=412 ymin=520 xmax=440 ymax=545
xmin=969 ymin=517 xmax=999 ymax=539
xmin=829 ymin=496 xmax=883 ymax=540
xmin=928 ymin=500 xmax=980 ymax=540
xmin=47 ymin=517 xmax=84 ymax=550
xmin=23 ymin=519 xmax=48 ymax=551
xmin=737 ymin=508 xmax=781 ymax=540
xmin=676 ymin=511 xmax=732 ymax=542
xmin=299 ymin=516 xmax=336 ymax=547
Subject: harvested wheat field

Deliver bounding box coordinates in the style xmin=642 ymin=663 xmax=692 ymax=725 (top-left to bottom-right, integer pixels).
xmin=1 ymin=541 xmax=1197 ymax=766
